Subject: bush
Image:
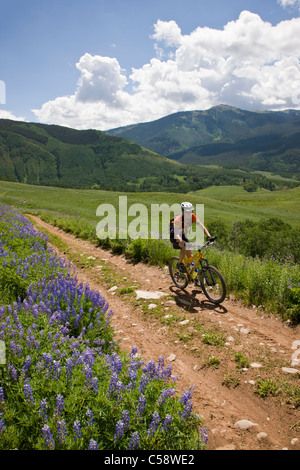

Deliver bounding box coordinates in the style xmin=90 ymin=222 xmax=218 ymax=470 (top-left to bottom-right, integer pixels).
xmin=0 ymin=203 xmax=207 ymax=450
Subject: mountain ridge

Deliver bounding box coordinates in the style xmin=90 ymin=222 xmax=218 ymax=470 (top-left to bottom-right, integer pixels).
xmin=106 ymin=105 xmax=300 ymax=179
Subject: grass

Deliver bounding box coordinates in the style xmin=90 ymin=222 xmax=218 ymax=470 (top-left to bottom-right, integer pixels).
xmin=0 ymin=180 xmax=300 ymax=322
xmin=1 ymin=180 xmax=300 ymax=228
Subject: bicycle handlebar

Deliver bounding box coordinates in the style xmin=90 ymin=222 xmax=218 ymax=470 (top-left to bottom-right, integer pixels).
xmin=185 ymin=237 xmax=217 ymax=251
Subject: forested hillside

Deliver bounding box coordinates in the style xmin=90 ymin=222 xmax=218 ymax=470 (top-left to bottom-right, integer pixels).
xmin=0 ymin=119 xmax=178 ymax=190
xmin=107 ymin=105 xmax=300 ymax=180
xmin=0 ymin=117 xmax=291 ymax=193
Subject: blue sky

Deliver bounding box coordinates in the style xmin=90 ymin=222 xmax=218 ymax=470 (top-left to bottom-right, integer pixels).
xmin=0 ymin=0 xmax=300 ymax=129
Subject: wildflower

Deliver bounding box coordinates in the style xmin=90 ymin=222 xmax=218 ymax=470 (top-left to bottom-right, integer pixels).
xmin=108 ymin=373 xmax=125 ymax=400
xmin=180 ymin=400 xmax=193 ymax=420
xmin=114 ymin=420 xmax=125 ymax=443
xmin=88 ymin=439 xmax=98 ymax=450
xmin=161 ymin=414 xmax=172 ymax=433
xmin=121 ymin=410 xmax=130 ymax=431
xmin=130 ymin=345 xmax=138 ymax=357
xmin=86 ymin=409 xmax=95 ymax=428
xmin=39 ymin=399 xmax=48 ymax=421
xmin=57 ymin=420 xmax=67 ymax=444
xmin=200 ymin=426 xmax=208 ymax=445
xmin=65 ymin=357 xmax=74 ymax=379
xmin=179 ymin=388 xmax=193 ymax=405
xmin=138 ymin=374 xmax=148 ymax=393
xmin=73 ymin=420 xmax=82 ymax=439
xmin=42 ymin=424 xmax=55 ymax=450
xmin=157 ymin=388 xmax=175 ymax=405
xmin=147 ymin=411 xmax=160 ymax=437
xmin=0 ymin=387 xmax=4 ymax=402
xmin=0 ymin=413 xmax=5 ymax=434
xmin=127 ymin=431 xmax=140 ymax=450
xmin=137 ymin=394 xmax=146 ymax=416
xmin=54 ymin=394 xmax=65 ymax=417
xmin=8 ymin=364 xmax=17 ymax=380
xmin=23 ymin=379 xmax=35 ymax=405
xmin=22 ymin=355 xmax=32 ymax=375
xmin=53 ymin=360 xmax=61 ymax=380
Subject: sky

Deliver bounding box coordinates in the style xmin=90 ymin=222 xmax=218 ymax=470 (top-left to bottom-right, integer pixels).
xmin=0 ymin=0 xmax=300 ymax=130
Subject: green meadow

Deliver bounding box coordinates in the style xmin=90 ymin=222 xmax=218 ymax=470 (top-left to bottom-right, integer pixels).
xmin=0 ymin=180 xmax=299 ymax=228
xmin=0 ymin=180 xmax=299 ymax=322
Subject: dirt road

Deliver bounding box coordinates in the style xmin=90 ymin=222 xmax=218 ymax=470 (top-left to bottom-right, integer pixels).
xmin=27 ymin=214 xmax=300 ymax=450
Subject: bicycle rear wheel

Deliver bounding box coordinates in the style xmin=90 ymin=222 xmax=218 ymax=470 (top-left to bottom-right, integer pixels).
xmin=169 ymin=257 xmax=188 ymax=289
xmin=199 ymin=265 xmax=226 ymax=304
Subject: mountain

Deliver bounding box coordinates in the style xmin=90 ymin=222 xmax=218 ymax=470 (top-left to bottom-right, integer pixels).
xmin=106 ymin=105 xmax=300 ymax=180
xmin=0 ymin=119 xmax=180 ymax=190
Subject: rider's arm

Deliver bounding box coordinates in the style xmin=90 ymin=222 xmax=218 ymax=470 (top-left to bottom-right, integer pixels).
xmin=195 ymin=220 xmax=211 ymax=238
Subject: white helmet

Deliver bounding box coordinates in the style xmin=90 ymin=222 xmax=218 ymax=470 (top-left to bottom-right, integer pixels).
xmin=181 ymin=202 xmax=194 ymax=212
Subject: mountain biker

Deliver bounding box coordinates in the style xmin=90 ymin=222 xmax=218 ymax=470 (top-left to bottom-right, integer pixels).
xmin=170 ymin=202 xmax=211 ymax=273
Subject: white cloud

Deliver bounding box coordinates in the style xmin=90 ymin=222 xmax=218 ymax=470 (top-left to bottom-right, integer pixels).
xmin=0 ymin=110 xmax=25 ymax=121
xmin=32 ymin=11 xmax=300 ymax=130
xmin=277 ymin=0 xmax=300 ymax=10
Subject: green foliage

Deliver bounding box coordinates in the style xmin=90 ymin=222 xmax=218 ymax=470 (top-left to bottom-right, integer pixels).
xmin=255 ymin=379 xmax=281 ymax=398
xmin=0 ymin=204 xmax=207 ymax=450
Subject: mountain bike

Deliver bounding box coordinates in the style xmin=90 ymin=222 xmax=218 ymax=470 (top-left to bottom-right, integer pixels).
xmin=169 ymin=237 xmax=226 ymax=304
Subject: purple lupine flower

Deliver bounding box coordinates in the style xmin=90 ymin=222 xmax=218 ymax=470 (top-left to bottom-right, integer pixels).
xmin=86 ymin=409 xmax=94 ymax=428
xmin=23 ymin=379 xmax=35 ymax=405
xmin=57 ymin=420 xmax=67 ymax=444
xmin=42 ymin=424 xmax=55 ymax=450
xmin=0 ymin=413 xmax=6 ymax=434
xmin=54 ymin=394 xmax=64 ymax=417
xmin=179 ymin=389 xmax=193 ymax=405
xmin=8 ymin=364 xmax=18 ymax=380
xmin=0 ymin=387 xmax=4 ymax=402
xmin=161 ymin=414 xmax=172 ymax=433
xmin=127 ymin=432 xmax=140 ymax=450
xmin=147 ymin=411 xmax=160 ymax=436
xmin=145 ymin=360 xmax=156 ymax=378
xmin=39 ymin=399 xmax=48 ymax=421
xmin=88 ymin=439 xmax=98 ymax=450
xmin=136 ymin=394 xmax=146 ymax=416
xmin=9 ymin=341 xmax=16 ymax=355
xmin=108 ymin=373 xmax=125 ymax=400
xmin=121 ymin=410 xmax=130 ymax=431
xmin=130 ymin=346 xmax=138 ymax=357
xmin=22 ymin=355 xmax=32 ymax=375
xmin=180 ymin=400 xmax=193 ymax=420
xmin=200 ymin=427 xmax=208 ymax=445
xmin=73 ymin=420 xmax=82 ymax=440
xmin=138 ymin=374 xmax=148 ymax=393
xmin=65 ymin=357 xmax=74 ymax=379
xmin=53 ymin=360 xmax=61 ymax=380
xmin=114 ymin=420 xmax=125 ymax=443
xmin=157 ymin=388 xmax=175 ymax=405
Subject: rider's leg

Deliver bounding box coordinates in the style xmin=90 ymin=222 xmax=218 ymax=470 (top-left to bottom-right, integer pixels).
xmin=178 ymin=246 xmax=192 ymax=264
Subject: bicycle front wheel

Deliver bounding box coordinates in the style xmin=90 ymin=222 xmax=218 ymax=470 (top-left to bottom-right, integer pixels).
xmin=199 ymin=265 xmax=226 ymax=304
xmin=169 ymin=257 xmax=188 ymax=289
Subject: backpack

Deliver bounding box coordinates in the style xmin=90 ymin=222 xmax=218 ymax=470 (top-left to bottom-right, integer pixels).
xmin=169 ymin=215 xmax=184 ymax=241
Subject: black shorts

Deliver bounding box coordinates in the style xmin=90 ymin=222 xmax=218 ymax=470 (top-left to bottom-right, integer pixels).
xmin=170 ymin=234 xmax=189 ymax=250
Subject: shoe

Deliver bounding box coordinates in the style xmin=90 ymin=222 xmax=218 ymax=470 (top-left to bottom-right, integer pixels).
xmin=177 ymin=262 xmax=186 ymax=273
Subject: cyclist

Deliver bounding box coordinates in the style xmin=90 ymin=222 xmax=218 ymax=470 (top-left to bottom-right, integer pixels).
xmin=170 ymin=202 xmax=211 ymax=273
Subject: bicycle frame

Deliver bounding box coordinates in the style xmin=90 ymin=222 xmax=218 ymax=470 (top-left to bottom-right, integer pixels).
xmin=182 ymin=241 xmax=214 ymax=281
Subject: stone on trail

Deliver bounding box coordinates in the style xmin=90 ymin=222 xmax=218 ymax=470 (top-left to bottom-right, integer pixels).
xmin=234 ymin=419 xmax=258 ymax=430
xmin=135 ymin=290 xmax=167 ymax=300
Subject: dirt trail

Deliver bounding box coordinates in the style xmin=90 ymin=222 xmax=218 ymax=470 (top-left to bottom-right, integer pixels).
xmin=27 ymin=214 xmax=300 ymax=451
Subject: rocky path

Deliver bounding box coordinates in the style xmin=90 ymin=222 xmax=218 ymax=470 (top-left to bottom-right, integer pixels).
xmin=27 ymin=214 xmax=300 ymax=451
